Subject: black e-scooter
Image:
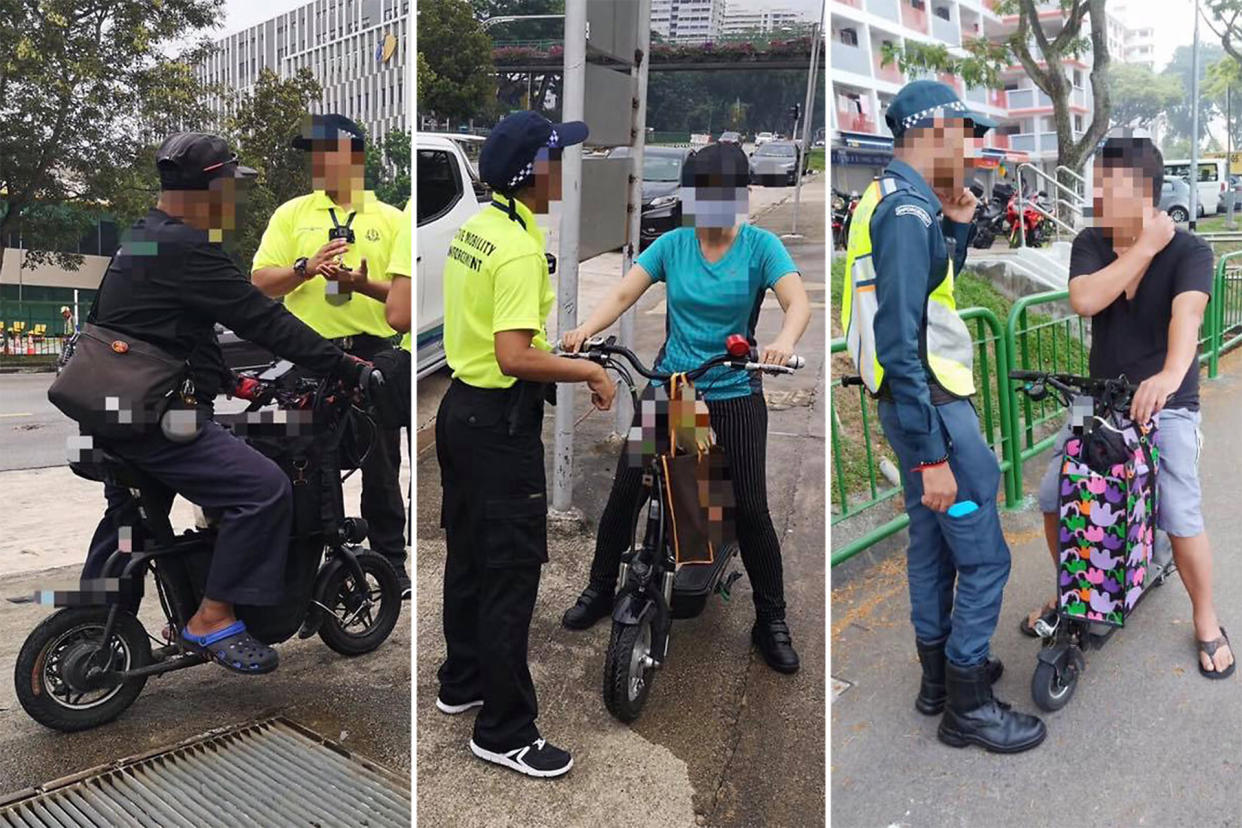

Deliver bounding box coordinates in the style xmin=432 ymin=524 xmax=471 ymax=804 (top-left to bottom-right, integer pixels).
xmin=562 ymin=335 xmax=803 ymax=722
xmin=14 ymin=361 xmax=403 ymax=732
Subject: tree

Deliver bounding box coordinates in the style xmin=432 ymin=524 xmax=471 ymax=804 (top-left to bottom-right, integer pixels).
xmin=1160 ymin=43 xmax=1224 ymax=144
xmin=366 ymin=130 xmax=412 ymax=209
xmin=418 ymin=0 xmax=497 ymax=125
xmin=0 ymin=0 xmax=222 ymax=275
xmin=1205 ymin=0 xmax=1242 ymax=64
xmin=226 ymin=68 xmax=323 ymax=269
xmin=1107 ymin=63 xmax=1182 ymax=129
xmin=883 ymin=0 xmax=1113 ymax=194
xmin=1203 ymin=56 xmax=1242 ymax=152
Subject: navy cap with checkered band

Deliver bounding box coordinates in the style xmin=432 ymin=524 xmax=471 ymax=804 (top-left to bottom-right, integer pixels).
xmin=479 ymin=111 xmax=589 ymax=196
xmin=885 ymin=80 xmax=995 ymax=141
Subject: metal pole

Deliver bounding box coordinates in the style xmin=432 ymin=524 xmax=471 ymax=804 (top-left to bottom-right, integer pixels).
xmin=790 ymin=16 xmax=823 ymax=236
xmin=552 ymin=0 xmax=587 ymax=514
xmin=1190 ymin=0 xmax=1201 ymax=231
xmin=616 ymin=0 xmax=652 ymax=436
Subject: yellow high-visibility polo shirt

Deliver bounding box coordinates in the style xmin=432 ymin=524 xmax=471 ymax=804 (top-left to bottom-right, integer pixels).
xmin=252 ymin=189 xmax=402 ymax=339
xmin=443 ymin=197 xmax=554 ymax=389
xmin=387 ymin=200 xmax=412 ymax=352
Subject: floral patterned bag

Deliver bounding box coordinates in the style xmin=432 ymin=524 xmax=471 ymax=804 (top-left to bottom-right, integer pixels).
xmin=1057 ymin=414 xmax=1159 ymax=627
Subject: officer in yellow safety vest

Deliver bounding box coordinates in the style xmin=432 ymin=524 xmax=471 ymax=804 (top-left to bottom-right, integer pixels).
xmin=841 ymin=80 xmax=1046 ymax=754
xmin=251 ymin=114 xmax=409 ymax=596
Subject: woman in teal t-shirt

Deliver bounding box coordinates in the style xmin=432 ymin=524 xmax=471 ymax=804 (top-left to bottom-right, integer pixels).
xmin=558 ymin=143 xmax=811 ymax=673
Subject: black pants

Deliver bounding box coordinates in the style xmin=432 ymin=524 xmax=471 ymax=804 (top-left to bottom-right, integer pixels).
xmin=85 ymin=421 xmax=292 ymax=606
xmin=436 ymin=379 xmax=548 ymax=751
xmin=344 ymin=339 xmax=406 ymax=564
xmin=588 ymin=391 xmax=787 ymax=622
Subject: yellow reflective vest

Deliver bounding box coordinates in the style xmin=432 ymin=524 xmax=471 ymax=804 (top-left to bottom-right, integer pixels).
xmin=840 ymin=177 xmax=975 ymax=398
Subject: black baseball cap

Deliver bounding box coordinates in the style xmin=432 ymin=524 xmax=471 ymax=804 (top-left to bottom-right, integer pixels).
xmin=156 ymin=132 xmax=257 ymax=191
xmin=681 ymin=142 xmax=750 ymax=190
xmin=885 ymin=80 xmax=995 ymax=140
xmin=291 ymin=114 xmax=366 ymax=150
xmin=480 ymin=111 xmax=589 ymax=195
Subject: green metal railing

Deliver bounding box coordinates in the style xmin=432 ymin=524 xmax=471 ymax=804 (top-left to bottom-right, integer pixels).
xmin=830 ymin=307 xmax=1009 ymax=566
xmin=831 ymin=254 xmax=1242 ymax=566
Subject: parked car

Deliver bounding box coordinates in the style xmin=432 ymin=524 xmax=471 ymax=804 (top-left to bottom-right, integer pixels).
xmin=1158 ymin=176 xmax=1199 ymax=224
xmin=415 ymin=133 xmax=487 ymax=379
xmin=749 ymin=140 xmax=803 ymax=186
xmin=611 ymin=145 xmax=695 ymax=249
xmin=719 ymin=131 xmax=742 ymax=145
xmin=755 ymin=131 xmax=774 ymax=147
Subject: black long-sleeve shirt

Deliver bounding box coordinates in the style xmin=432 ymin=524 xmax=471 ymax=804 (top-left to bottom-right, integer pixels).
xmin=92 ymin=209 xmax=344 ymax=400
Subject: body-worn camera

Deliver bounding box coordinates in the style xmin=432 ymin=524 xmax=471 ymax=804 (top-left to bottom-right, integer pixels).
xmin=328 ymin=225 xmax=356 ymax=244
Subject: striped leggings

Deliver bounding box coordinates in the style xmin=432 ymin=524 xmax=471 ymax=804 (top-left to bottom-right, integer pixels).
xmin=588 ymin=391 xmax=787 ymax=622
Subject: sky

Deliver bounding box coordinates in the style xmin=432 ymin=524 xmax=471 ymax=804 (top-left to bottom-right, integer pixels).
xmin=1120 ymin=0 xmax=1196 ymax=71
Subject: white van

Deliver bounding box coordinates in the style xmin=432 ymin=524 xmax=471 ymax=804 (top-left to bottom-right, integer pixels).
xmin=1164 ymin=158 xmax=1228 ymax=214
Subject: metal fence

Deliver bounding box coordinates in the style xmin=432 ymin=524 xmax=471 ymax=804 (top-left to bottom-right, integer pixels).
xmin=831 ymin=253 xmax=1242 ymax=565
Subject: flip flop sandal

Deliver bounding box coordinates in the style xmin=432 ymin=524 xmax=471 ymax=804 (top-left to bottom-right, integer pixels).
xmin=1198 ymin=627 xmax=1236 ymax=680
xmin=179 ymin=620 xmax=279 ymax=675
xmin=1019 ymin=603 xmax=1059 ymax=638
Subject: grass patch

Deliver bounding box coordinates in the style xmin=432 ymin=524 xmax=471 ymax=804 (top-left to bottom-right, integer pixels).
xmin=808 ymin=148 xmax=825 ymax=172
xmin=830 ymin=263 xmax=1087 ymax=519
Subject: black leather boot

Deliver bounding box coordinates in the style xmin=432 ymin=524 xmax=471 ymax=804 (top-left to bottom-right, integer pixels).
xmin=561 ymin=586 xmax=613 ymax=630
xmin=915 ymin=640 xmax=1004 ymax=715
xmin=938 ymin=660 xmax=1046 ymax=753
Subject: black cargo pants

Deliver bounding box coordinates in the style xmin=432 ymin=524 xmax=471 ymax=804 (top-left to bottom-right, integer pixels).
xmin=435 ymin=378 xmax=548 ymax=752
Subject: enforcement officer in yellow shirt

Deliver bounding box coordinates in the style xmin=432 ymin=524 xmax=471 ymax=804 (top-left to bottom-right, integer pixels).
xmin=251 ymin=114 xmax=409 ymax=595
xmin=435 ymin=111 xmax=614 ymax=778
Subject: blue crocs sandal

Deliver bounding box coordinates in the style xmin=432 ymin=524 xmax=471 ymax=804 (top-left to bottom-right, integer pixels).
xmin=180 ymin=620 xmax=279 ymax=675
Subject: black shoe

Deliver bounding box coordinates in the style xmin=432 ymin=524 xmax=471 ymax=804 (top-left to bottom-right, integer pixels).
xmin=751 ymin=619 xmax=800 ymax=674
xmin=915 ymin=640 xmax=1003 ymax=716
xmin=435 ymin=695 xmax=483 ymax=715
xmin=561 ymin=586 xmax=613 ymax=630
xmin=469 ymin=737 xmax=573 ymax=778
xmin=938 ymin=660 xmax=1046 ymax=754
xmin=385 ymin=557 xmax=412 ymax=601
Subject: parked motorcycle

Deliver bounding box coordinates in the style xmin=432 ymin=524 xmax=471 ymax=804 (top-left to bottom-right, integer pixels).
xmin=1007 ymin=190 xmax=1055 ymax=248
xmin=970 ymin=181 xmax=1013 ymax=250
xmin=832 ymin=189 xmax=859 ymax=250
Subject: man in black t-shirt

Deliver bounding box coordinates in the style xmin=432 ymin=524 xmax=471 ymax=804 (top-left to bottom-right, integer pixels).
xmin=1026 ymin=136 xmax=1234 ymax=679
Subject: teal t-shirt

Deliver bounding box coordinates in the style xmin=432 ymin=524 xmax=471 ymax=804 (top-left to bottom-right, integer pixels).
xmin=636 ymin=224 xmax=798 ymax=400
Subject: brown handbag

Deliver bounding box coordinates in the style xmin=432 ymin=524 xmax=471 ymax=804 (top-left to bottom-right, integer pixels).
xmin=659 ymin=374 xmax=735 ymax=566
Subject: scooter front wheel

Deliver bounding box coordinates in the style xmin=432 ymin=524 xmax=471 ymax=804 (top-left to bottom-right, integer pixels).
xmin=1031 ymin=645 xmax=1084 ymax=712
xmin=14 ymin=607 xmax=152 ymax=732
xmin=317 ymin=551 xmax=402 ymax=656
xmin=603 ymin=615 xmax=656 ymax=723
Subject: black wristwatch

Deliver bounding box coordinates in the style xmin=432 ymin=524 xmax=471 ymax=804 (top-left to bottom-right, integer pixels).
xmin=294 ymin=256 xmax=310 ymax=279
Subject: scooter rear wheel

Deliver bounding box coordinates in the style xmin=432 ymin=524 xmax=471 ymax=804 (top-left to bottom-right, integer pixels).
xmin=14 ymin=607 xmax=152 ymax=732
xmin=603 ymin=615 xmax=655 ymax=723
xmin=317 ymin=551 xmax=402 ymax=656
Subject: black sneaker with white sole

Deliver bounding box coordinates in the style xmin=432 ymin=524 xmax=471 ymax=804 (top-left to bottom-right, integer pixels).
xmin=435 ymin=696 xmax=483 ymax=714
xmin=469 ymin=737 xmax=573 ymax=778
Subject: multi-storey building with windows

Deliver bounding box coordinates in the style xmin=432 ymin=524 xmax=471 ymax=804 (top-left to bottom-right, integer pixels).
xmin=830 ymin=0 xmax=1138 ymax=192
xmin=720 ymin=4 xmax=813 ymax=36
xmin=196 ymin=0 xmax=409 ymax=147
xmin=652 ymin=0 xmax=727 ymax=43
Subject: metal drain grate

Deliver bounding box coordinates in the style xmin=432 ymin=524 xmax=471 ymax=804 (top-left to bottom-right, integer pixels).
xmin=0 ymin=717 xmax=411 ymax=827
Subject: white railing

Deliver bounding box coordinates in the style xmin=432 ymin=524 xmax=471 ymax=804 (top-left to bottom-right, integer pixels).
xmin=1016 ymin=161 xmax=1089 ymax=247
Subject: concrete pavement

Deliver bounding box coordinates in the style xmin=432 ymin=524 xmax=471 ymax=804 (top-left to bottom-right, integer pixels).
xmin=415 ymin=180 xmax=826 ymax=827
xmin=830 ymin=354 xmax=1242 ymax=827
xmin=0 ymin=408 xmax=413 ymax=794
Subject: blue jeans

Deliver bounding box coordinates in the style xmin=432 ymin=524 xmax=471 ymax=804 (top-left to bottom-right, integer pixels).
xmin=878 ymin=399 xmax=1011 ymax=667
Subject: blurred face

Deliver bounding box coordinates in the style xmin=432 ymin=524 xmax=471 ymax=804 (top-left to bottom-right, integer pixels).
xmin=164 ymin=176 xmax=247 ymax=243
xmin=527 ymin=147 xmax=562 ymax=214
xmin=679 ymin=150 xmax=750 ymax=230
xmin=1094 ymin=164 xmax=1150 ymax=240
xmin=311 ymin=136 xmax=366 ymax=200
xmin=907 ymin=117 xmax=976 ymax=192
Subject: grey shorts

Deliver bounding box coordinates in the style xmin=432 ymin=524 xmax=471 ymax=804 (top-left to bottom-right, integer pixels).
xmin=1036 ymin=407 xmax=1205 ymax=537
